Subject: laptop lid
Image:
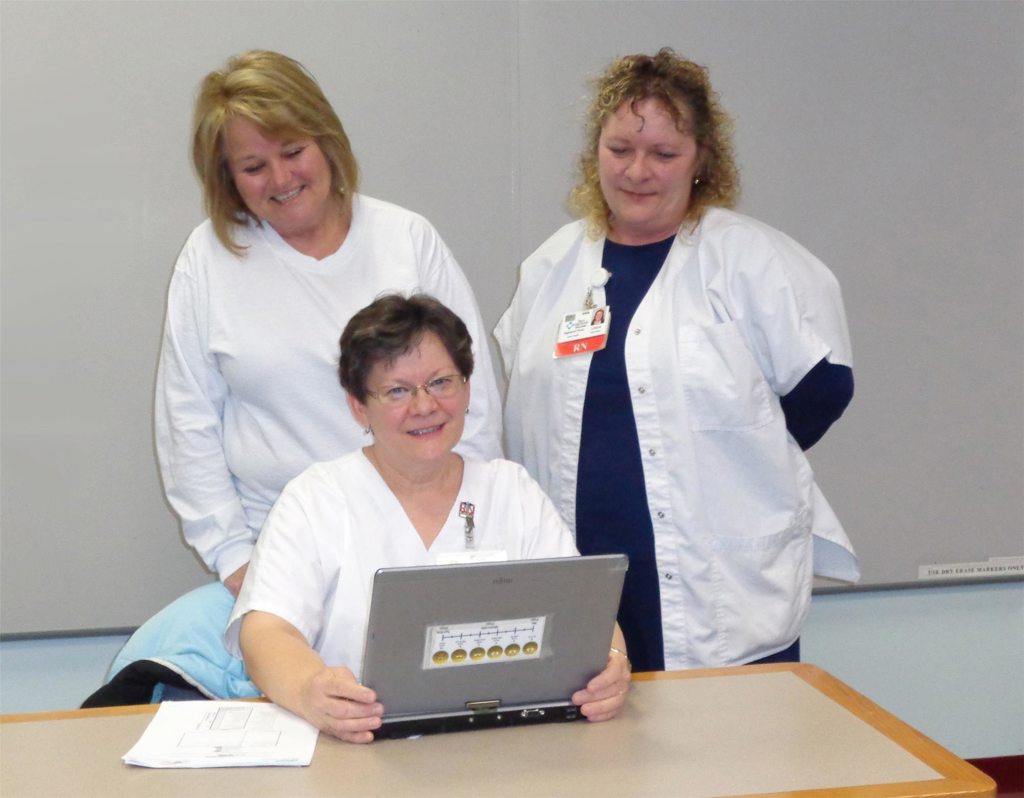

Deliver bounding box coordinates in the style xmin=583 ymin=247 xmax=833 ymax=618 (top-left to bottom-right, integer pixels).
xmin=361 ymin=554 xmax=628 ymax=737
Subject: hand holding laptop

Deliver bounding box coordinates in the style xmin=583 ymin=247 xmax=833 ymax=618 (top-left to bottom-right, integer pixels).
xmin=240 ymin=611 xmax=385 ymax=744
xmin=572 ymin=631 xmax=632 ymax=723
xmin=302 ymin=666 xmax=384 ymax=745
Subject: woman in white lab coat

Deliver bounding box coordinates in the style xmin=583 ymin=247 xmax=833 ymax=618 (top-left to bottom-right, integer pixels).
xmin=495 ymin=48 xmax=859 ymax=672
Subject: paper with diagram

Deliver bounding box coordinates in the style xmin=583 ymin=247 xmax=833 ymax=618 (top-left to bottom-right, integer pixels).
xmin=123 ymin=700 xmax=317 ymax=768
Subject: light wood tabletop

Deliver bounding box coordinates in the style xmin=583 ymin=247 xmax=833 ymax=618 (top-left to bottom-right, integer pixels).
xmin=0 ymin=663 xmax=995 ymax=798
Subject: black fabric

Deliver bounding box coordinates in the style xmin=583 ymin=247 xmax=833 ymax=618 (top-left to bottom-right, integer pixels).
xmin=81 ymin=660 xmax=206 ymax=708
xmin=780 ymin=359 xmax=854 ymax=450
xmin=575 ymin=235 xmax=674 ymax=673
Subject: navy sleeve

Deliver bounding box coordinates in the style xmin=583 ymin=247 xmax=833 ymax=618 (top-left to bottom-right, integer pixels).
xmin=780 ymin=358 xmax=854 ymax=450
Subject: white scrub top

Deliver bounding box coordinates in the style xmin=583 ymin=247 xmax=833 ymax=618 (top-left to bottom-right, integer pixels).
xmin=227 ymin=452 xmax=578 ymax=678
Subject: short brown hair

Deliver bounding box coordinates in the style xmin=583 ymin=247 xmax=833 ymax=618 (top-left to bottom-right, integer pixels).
xmin=569 ymin=48 xmax=740 ymax=237
xmin=191 ymin=50 xmax=360 ymax=255
xmin=338 ymin=294 xmax=475 ymax=402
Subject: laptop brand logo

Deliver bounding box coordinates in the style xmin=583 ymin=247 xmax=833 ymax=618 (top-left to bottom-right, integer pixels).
xmin=492 ymin=576 xmax=514 ymax=585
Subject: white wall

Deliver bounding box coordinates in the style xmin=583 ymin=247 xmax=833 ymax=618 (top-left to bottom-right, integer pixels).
xmin=1 ymin=0 xmax=1020 ymax=760
xmin=3 ymin=0 xmax=1022 ymax=634
xmin=2 ymin=581 xmax=1021 ymax=758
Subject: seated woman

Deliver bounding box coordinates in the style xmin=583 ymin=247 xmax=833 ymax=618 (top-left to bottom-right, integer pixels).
xmin=226 ymin=294 xmax=631 ymax=743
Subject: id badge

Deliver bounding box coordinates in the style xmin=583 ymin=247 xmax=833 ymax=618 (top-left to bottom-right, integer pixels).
xmin=554 ymin=305 xmax=610 ymax=358
xmin=436 ymin=549 xmax=508 ymax=565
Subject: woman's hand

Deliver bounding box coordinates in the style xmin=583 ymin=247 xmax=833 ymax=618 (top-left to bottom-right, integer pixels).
xmin=300 ymin=666 xmax=384 ymax=744
xmin=240 ymin=612 xmax=383 ymax=744
xmin=571 ymin=646 xmax=631 ymax=722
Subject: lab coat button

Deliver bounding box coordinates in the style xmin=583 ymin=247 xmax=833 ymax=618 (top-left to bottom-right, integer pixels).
xmin=656 ymin=511 xmax=665 ymax=519
xmin=648 ymin=448 xmax=656 ymax=456
xmin=638 ymin=386 xmax=646 ymax=394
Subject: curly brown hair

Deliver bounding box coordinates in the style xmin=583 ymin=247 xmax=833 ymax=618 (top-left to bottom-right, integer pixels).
xmin=568 ymin=48 xmax=740 ymax=237
xmin=192 ymin=50 xmax=360 ymax=255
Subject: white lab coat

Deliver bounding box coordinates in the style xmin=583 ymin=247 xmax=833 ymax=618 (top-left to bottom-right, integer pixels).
xmin=495 ymin=207 xmax=858 ymax=667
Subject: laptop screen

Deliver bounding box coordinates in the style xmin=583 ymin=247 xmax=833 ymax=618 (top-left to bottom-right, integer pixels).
xmin=361 ymin=554 xmax=628 ymax=725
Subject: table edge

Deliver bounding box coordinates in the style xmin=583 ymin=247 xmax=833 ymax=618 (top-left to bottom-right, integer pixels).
xmin=635 ymin=663 xmax=995 ymax=798
xmin=0 ymin=663 xmax=997 ymax=798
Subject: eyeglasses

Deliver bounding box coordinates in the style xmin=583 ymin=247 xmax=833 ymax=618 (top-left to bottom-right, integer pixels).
xmin=365 ymin=374 xmax=467 ymax=407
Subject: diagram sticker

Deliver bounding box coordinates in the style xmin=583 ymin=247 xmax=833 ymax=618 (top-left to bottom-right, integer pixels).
xmin=423 ymin=616 xmax=546 ymax=669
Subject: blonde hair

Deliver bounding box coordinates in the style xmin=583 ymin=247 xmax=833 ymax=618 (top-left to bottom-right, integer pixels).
xmin=568 ymin=48 xmax=740 ymax=237
xmin=191 ymin=50 xmax=359 ymax=255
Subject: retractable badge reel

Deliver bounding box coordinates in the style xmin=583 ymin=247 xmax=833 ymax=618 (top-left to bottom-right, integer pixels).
xmin=554 ymin=267 xmax=611 ymax=358
xmin=435 ymin=502 xmax=508 ymax=565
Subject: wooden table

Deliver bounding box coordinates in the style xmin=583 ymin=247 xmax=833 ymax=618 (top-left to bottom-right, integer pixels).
xmin=0 ymin=663 xmax=995 ymax=797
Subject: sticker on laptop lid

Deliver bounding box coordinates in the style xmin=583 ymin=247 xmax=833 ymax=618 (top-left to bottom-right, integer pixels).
xmin=423 ymin=616 xmax=547 ymax=669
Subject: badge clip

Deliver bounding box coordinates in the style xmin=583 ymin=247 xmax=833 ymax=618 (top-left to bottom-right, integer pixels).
xmin=584 ymin=267 xmax=611 ymax=309
xmin=459 ymin=501 xmax=476 ymax=549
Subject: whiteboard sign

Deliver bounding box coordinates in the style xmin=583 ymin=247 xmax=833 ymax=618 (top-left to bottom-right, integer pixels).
xmin=918 ymin=556 xmax=1024 ymax=581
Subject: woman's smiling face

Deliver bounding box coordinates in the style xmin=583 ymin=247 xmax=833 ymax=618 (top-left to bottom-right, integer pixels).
xmin=347 ymin=332 xmax=470 ymax=476
xmin=222 ymin=117 xmax=337 ymax=249
xmin=598 ymin=97 xmax=701 ymax=245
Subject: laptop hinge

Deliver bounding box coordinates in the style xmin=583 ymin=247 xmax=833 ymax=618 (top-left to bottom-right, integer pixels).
xmin=465 ymin=699 xmax=501 ymax=713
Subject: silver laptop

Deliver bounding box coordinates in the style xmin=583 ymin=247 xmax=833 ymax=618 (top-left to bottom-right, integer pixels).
xmin=361 ymin=554 xmax=628 ymax=739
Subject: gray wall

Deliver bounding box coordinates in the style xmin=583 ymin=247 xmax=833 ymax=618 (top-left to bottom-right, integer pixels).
xmin=2 ymin=1 xmax=1021 ymax=634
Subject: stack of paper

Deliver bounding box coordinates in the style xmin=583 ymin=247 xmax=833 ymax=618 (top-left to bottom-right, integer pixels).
xmin=123 ymin=700 xmax=318 ymax=768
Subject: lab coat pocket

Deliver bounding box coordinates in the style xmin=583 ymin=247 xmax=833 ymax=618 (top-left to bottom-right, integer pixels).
xmin=704 ymin=511 xmax=812 ymax=661
xmin=676 ymin=321 xmax=774 ymax=431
